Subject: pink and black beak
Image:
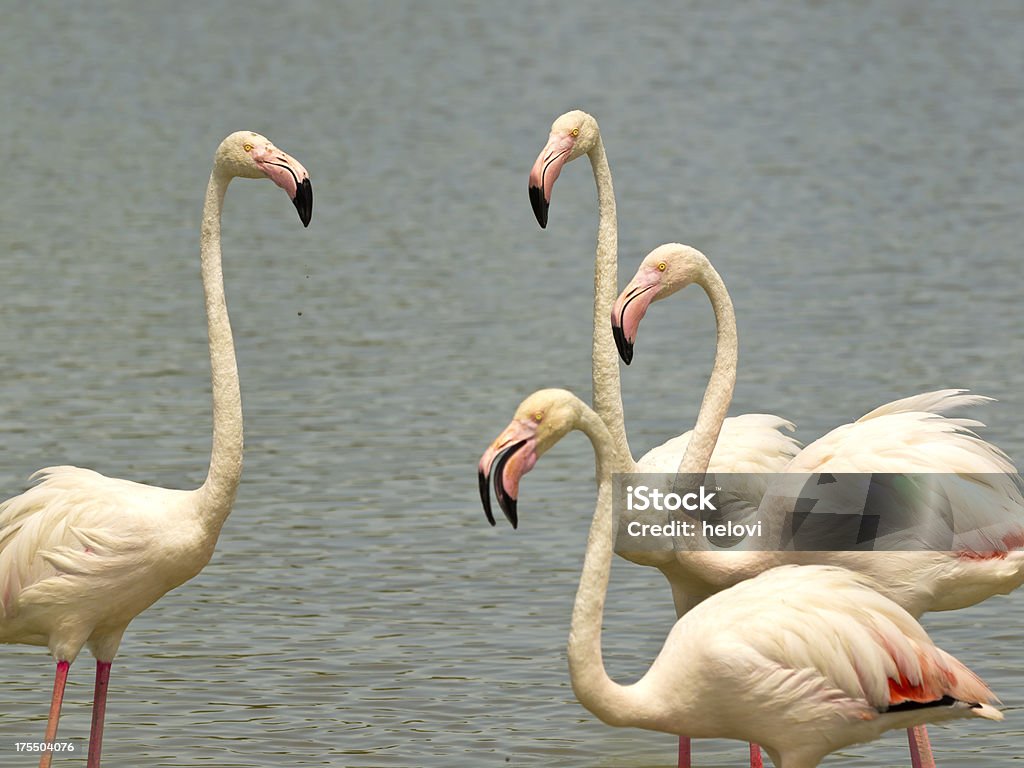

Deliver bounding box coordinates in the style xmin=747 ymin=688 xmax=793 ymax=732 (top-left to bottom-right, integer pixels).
xmin=478 ymin=420 xmax=540 ymax=529
xmin=611 ymin=275 xmax=659 ymax=365
xmin=253 ymin=146 xmax=314 ymax=227
xmin=528 ymin=132 xmax=577 ymax=229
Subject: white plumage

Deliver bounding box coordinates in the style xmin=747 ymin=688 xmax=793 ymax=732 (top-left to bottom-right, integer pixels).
xmin=791 ymin=389 xmax=1014 ymax=475
xmin=639 ymin=413 xmax=800 ymax=475
xmin=0 ymin=468 xmax=204 ymax=660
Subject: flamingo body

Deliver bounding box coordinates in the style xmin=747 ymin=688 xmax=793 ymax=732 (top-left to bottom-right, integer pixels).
xmin=0 ymin=467 xmax=207 ymax=661
xmin=643 ymin=565 xmax=1001 ymax=768
xmin=638 ymin=561 xmax=999 ymax=765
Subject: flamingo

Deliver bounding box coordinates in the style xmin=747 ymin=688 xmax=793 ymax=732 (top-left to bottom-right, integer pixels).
xmin=0 ymin=131 xmax=312 ymax=767
xmin=612 ymin=242 xmax=1024 ymax=767
xmin=478 ymin=388 xmax=1003 ymax=768
xmin=529 ymin=110 xmax=798 ymax=767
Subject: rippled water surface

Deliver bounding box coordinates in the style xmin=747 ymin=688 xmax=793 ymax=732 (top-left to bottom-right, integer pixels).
xmin=1 ymin=2 xmax=1022 ymax=766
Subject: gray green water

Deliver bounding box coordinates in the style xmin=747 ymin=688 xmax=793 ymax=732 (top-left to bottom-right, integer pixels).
xmin=0 ymin=1 xmax=1021 ymax=765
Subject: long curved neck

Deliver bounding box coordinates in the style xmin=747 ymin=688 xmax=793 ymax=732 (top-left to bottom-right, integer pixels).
xmin=195 ymin=168 xmax=243 ymax=530
xmin=677 ymin=264 xmax=738 ymax=474
xmin=588 ymin=139 xmax=632 ymax=464
xmin=568 ymin=405 xmax=661 ymax=728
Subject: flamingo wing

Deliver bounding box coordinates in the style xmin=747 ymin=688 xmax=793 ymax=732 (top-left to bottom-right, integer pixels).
xmin=779 ymin=391 xmax=1024 ymax=556
xmin=684 ymin=565 xmax=1000 ymax=717
xmin=0 ymin=466 xmax=185 ymax=620
xmin=855 ymin=389 xmax=995 ymax=421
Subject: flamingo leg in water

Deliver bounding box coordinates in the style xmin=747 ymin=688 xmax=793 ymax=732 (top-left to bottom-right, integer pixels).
xmin=39 ymin=660 xmax=70 ymax=768
xmin=677 ymin=736 xmax=691 ymax=768
xmin=676 ymin=738 xmax=763 ymax=767
xmin=908 ymin=725 xmax=935 ymax=768
xmin=86 ymin=660 xmax=112 ymax=768
xmin=749 ymin=743 xmax=764 ymax=767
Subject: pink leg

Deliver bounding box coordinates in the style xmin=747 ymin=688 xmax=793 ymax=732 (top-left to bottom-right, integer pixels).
xmin=39 ymin=660 xmax=70 ymax=768
xmin=749 ymin=742 xmax=764 ymax=768
xmin=677 ymin=735 xmax=691 ymax=768
xmin=908 ymin=725 xmax=935 ymax=768
xmin=86 ymin=660 xmax=112 ymax=768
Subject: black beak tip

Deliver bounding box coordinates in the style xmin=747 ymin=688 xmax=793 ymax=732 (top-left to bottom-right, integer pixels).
xmin=612 ymin=323 xmax=634 ymax=365
xmin=529 ymin=185 xmax=549 ymax=229
xmin=495 ymin=483 xmax=519 ymax=530
xmin=293 ymin=178 xmax=313 ymax=228
xmin=504 ymin=499 xmax=518 ymax=530
xmin=479 ymin=468 xmax=496 ymax=526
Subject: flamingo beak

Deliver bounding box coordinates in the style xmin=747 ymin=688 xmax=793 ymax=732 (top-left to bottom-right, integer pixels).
xmin=528 ymin=132 xmax=577 ymax=228
xmin=611 ymin=279 xmax=658 ymax=365
xmin=253 ymin=146 xmax=314 ymax=227
xmin=478 ymin=421 xmax=539 ymax=529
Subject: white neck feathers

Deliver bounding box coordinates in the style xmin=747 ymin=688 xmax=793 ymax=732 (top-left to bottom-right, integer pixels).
xmin=195 ymin=168 xmax=243 ymax=528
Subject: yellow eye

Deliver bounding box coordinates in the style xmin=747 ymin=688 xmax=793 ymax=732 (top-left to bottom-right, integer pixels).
xmin=532 ymin=411 xmax=544 ymax=423
xmin=571 ymin=128 xmax=580 ymax=137
xmin=657 ymin=262 xmax=667 ymax=272
xmin=243 ymin=143 xmax=253 ymax=152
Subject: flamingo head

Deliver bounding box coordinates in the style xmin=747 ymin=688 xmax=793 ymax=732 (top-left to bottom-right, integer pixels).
xmin=214 ymin=131 xmax=313 ymax=227
xmin=528 ymin=110 xmax=600 ymax=228
xmin=611 ymin=243 xmax=708 ymax=365
xmin=478 ymin=389 xmax=582 ymax=528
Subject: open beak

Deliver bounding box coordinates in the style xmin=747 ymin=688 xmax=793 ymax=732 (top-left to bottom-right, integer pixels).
xmin=611 ymin=280 xmax=658 ymax=365
xmin=528 ymin=132 xmax=576 ymax=228
xmin=255 ymin=147 xmax=314 ymax=227
xmin=478 ymin=420 xmax=539 ymax=529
